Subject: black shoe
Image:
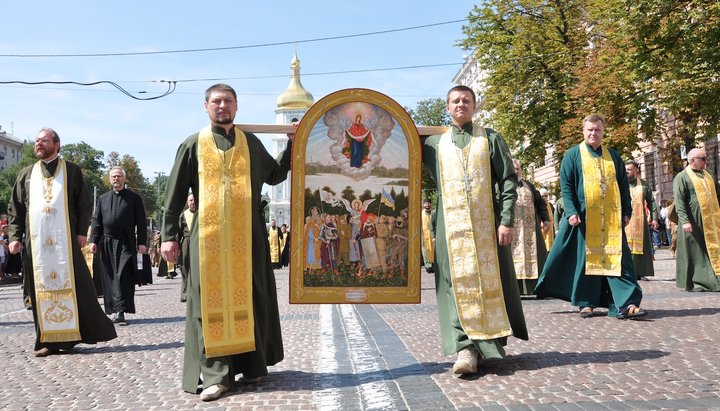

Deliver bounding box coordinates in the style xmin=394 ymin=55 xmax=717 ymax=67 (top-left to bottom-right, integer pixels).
xmin=112 ymin=312 xmax=128 ymax=326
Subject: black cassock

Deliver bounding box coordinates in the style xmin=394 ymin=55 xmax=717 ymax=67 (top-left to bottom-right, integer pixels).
xmin=90 ymin=188 xmax=147 ymax=315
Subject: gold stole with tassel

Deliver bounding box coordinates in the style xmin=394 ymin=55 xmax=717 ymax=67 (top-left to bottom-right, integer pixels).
xmin=438 ymin=126 xmax=512 ymax=340
xmin=197 ymin=126 xmax=255 ymax=357
xmin=543 ymin=201 xmax=554 ymax=250
xmin=421 ymin=211 xmax=434 ymax=264
xmin=29 ymin=159 xmax=81 ymax=342
xmin=580 ymin=144 xmax=622 ymax=276
xmin=685 ymin=166 xmax=720 ymax=276
xmin=625 ymin=182 xmax=645 ymax=254
xmin=512 ymin=182 xmax=539 ymax=279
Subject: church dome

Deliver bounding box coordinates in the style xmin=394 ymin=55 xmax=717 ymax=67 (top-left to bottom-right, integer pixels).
xmin=276 ymin=53 xmax=314 ymax=109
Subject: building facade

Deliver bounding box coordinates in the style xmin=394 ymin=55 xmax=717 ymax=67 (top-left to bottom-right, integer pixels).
xmin=0 ymin=126 xmax=24 ymax=171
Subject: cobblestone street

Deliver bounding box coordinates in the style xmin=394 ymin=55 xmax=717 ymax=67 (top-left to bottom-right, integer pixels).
xmin=1 ymin=249 xmax=718 ymax=410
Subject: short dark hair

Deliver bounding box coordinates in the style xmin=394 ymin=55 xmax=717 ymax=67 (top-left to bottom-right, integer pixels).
xmin=39 ymin=127 xmax=60 ymax=143
xmin=624 ymin=159 xmax=639 ymax=169
xmin=447 ymin=85 xmax=476 ymax=105
xmin=205 ymin=83 xmax=237 ymax=102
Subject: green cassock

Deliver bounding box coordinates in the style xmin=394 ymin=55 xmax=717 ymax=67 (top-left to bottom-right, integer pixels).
xmin=423 ymin=123 xmax=528 ymax=359
xmin=673 ymin=169 xmax=720 ymax=291
xmin=161 ymin=126 xmax=291 ymax=393
xmin=515 ymin=179 xmax=550 ymax=295
xmin=534 ymin=143 xmax=643 ymax=316
xmin=628 ymin=177 xmax=657 ymax=278
xmin=9 ymin=158 xmax=117 ymax=351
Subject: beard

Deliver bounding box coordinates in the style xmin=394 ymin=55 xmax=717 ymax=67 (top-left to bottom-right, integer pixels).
xmin=213 ymin=113 xmax=234 ymax=125
xmin=35 ymin=148 xmax=55 ymax=160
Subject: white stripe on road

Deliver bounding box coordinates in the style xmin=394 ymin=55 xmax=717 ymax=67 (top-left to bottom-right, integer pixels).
xmin=314 ymin=304 xmax=341 ymax=411
xmin=340 ymin=304 xmax=395 ymax=410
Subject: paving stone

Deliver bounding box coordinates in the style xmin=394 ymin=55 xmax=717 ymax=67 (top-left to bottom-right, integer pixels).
xmin=0 ymin=249 xmax=718 ymax=409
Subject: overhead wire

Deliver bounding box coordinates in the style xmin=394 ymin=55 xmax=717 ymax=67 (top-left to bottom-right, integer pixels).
xmin=0 ymin=20 xmax=466 ymax=58
xmin=0 ymin=19 xmax=467 ymax=100
xmin=0 ymin=80 xmax=177 ymax=100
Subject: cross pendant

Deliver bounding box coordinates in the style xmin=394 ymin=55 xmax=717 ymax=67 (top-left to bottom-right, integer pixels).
xmin=464 ymin=175 xmax=472 ymax=193
xmin=223 ymin=175 xmax=232 ymax=193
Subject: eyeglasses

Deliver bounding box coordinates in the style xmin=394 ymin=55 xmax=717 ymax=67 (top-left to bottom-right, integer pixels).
xmin=693 ymin=157 xmax=708 ymax=161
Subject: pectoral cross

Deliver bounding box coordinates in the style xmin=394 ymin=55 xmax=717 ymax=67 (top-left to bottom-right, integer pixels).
xmin=464 ymin=173 xmax=472 ymax=193
xmin=223 ymin=174 xmax=232 ymax=194
xmin=599 ymin=176 xmax=607 ymax=199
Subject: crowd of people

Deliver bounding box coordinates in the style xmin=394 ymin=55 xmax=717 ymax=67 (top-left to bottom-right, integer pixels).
xmin=4 ymin=83 xmax=718 ymax=403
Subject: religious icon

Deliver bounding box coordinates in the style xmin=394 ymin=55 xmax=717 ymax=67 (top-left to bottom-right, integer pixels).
xmin=289 ymin=88 xmax=421 ymax=304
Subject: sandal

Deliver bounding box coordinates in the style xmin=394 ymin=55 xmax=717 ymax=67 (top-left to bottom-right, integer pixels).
xmin=617 ymin=304 xmax=648 ymax=320
xmin=579 ymin=307 xmax=594 ymax=318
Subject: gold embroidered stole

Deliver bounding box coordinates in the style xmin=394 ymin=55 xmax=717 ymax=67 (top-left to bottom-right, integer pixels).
xmin=279 ymin=231 xmax=287 ymax=251
xmin=685 ymin=166 xmax=720 ymax=275
xmin=421 ymin=211 xmax=434 ymax=264
xmin=82 ymin=226 xmax=95 ymax=278
xmin=625 ymin=182 xmax=645 ymax=254
xmin=197 ymin=125 xmax=255 ymax=357
xmin=183 ymin=209 xmax=195 ymax=230
xmin=268 ymin=228 xmax=280 ymax=262
xmin=580 ymin=144 xmax=622 ymax=276
xmin=512 ymin=182 xmax=538 ymax=279
xmin=543 ymin=201 xmax=554 ymax=250
xmin=438 ymin=126 xmax=512 ymax=340
xmin=28 ymin=159 xmax=81 ymax=342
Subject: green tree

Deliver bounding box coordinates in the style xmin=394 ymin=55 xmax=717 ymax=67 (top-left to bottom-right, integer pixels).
xmin=61 ymin=141 xmax=108 ymax=194
xmin=460 ymin=0 xmax=587 ymax=167
xmin=460 ymin=0 xmax=720 ymax=169
xmin=407 ymin=98 xmax=450 ymax=127
xmin=0 ymin=142 xmax=37 ymax=211
xmin=105 ymin=151 xmax=157 ymax=224
xmin=408 ymin=97 xmax=450 ymax=200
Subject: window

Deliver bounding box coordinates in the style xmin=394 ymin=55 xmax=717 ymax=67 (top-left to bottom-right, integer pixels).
xmin=643 ymin=153 xmax=656 ymax=191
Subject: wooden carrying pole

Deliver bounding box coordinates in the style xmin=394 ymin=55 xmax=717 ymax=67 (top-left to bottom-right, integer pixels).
xmin=236 ymin=124 xmax=448 ymax=137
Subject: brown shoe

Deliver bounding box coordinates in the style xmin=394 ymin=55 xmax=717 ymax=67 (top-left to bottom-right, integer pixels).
xmin=34 ymin=347 xmax=58 ymax=357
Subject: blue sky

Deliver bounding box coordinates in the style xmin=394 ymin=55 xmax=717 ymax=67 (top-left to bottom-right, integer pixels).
xmin=0 ymin=1 xmax=478 ymax=178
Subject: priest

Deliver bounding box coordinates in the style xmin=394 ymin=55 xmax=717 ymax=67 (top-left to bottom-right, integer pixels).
xmin=423 ymin=85 xmax=528 ymax=376
xmin=624 ymin=160 xmax=658 ymax=280
xmin=161 ymin=84 xmax=292 ymax=402
xmin=673 ymin=147 xmax=720 ymax=292
xmin=511 ymin=159 xmax=550 ymax=295
xmin=534 ymin=114 xmax=647 ymax=320
xmin=8 ymin=128 xmax=116 ymax=357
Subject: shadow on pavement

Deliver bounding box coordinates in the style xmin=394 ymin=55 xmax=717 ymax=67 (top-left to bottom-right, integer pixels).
xmin=124 ymin=316 xmax=186 ymax=325
xmin=0 ymin=320 xmax=33 ymax=327
xmin=76 ymin=341 xmax=184 ymax=354
xmin=455 ymin=349 xmax=670 ymax=380
xmin=222 ymin=363 xmax=450 ymax=395
xmin=641 ymin=307 xmax=720 ymax=319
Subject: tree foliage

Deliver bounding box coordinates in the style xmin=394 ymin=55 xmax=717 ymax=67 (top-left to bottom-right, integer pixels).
xmin=408 ymin=97 xmax=450 ymax=201
xmin=407 ymin=98 xmax=450 ymax=127
xmin=0 ymin=143 xmax=37 ymax=212
xmin=61 ymin=142 xmax=108 ymax=194
xmin=460 ymin=0 xmax=720 ymax=168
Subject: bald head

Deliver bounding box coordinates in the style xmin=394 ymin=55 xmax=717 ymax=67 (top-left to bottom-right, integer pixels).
xmin=688 ymin=148 xmax=707 ymax=170
xmin=512 ymin=159 xmax=522 ymax=178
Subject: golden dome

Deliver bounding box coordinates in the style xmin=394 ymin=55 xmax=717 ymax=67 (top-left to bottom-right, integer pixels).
xmin=276 ymin=53 xmax=314 ymax=109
